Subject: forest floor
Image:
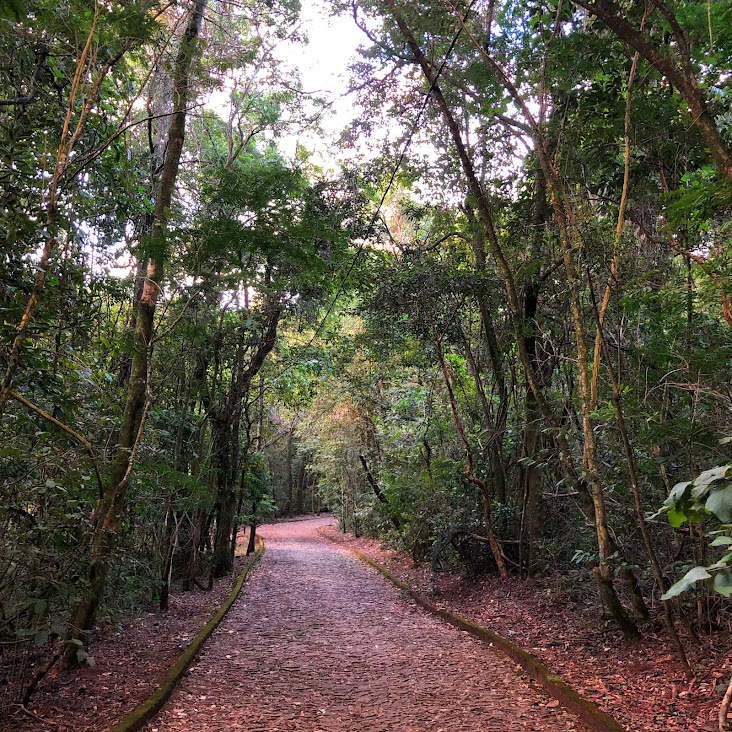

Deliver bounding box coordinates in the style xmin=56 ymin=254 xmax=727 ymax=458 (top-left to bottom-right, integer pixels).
xmin=0 ymin=534 xmax=257 ymax=732
xmin=3 ymin=515 xmax=728 ymax=731
xmin=320 ymin=524 xmax=732 ymax=732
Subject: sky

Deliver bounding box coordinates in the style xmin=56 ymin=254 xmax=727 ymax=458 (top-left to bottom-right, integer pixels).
xmin=291 ymin=1 xmax=363 ymax=97
xmin=274 ymin=0 xmax=368 ymax=161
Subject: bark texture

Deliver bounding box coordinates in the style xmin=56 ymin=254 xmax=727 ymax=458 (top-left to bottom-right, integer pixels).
xmin=62 ymin=0 xmax=208 ymax=667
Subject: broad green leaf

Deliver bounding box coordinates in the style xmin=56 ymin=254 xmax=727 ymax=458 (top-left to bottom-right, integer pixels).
xmin=712 ymin=569 xmax=732 ymax=598
xmin=705 ymin=484 xmax=732 ymax=523
xmin=667 ymin=507 xmax=688 ymax=528
xmin=710 ymin=536 xmax=732 ymax=546
xmin=664 ymin=481 xmax=691 ymax=506
xmin=661 ymin=566 xmax=711 ymax=599
xmin=691 ymin=465 xmax=730 ymax=498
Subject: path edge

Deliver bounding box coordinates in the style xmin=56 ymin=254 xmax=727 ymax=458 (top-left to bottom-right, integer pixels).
xmin=322 ymin=532 xmax=633 ymax=732
xmin=106 ymin=538 xmax=265 ymax=732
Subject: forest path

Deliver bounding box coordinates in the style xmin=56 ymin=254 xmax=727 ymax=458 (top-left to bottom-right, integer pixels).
xmin=148 ymin=517 xmax=583 ymax=732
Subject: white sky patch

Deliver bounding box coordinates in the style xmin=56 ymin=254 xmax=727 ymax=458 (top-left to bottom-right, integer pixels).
xmin=292 ymin=1 xmax=362 ymax=97
xmin=274 ymin=0 xmax=365 ymax=163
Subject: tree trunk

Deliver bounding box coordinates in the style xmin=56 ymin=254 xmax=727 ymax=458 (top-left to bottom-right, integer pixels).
xmin=286 ymin=432 xmax=294 ymax=518
xmin=523 ymin=277 xmax=544 ymax=575
xmin=463 ymin=202 xmax=509 ymax=504
xmin=159 ymin=506 xmax=178 ymax=611
xmin=256 ymin=372 xmax=265 ymax=451
xmin=590 ymin=274 xmax=692 ymax=672
xmin=385 ymin=2 xmax=588 ymax=512
xmin=184 ymin=508 xmax=204 ymax=591
xmin=295 ymin=458 xmax=305 ymax=516
xmin=211 ymin=413 xmax=237 ymax=578
xmin=359 ymin=454 xmax=400 ymax=530
xmin=246 ymin=497 xmax=258 ymax=556
xmin=230 ymin=469 xmax=248 ymax=563
xmin=61 ymin=0 xmax=208 ymax=668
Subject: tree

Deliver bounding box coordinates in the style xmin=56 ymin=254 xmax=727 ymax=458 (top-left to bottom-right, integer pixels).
xmin=61 ymin=0 xmax=209 ymax=667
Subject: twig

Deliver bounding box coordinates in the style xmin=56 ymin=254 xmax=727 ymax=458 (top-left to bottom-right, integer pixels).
xmin=719 ymin=673 xmax=732 ymax=731
xmin=18 ymin=704 xmax=54 ymax=726
xmin=8 ymin=390 xmax=104 ymax=499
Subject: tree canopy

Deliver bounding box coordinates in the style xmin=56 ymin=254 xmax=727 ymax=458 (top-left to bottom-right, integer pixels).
xmin=0 ymin=0 xmax=731 ymax=719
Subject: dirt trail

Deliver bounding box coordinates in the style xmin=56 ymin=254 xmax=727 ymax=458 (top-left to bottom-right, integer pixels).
xmin=148 ymin=517 xmax=585 ymax=732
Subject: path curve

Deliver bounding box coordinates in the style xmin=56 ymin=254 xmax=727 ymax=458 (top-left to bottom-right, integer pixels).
xmin=147 ymin=517 xmax=584 ymax=732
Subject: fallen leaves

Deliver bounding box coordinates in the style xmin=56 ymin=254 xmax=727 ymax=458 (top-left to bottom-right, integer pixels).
xmin=321 ymin=524 xmax=732 ymax=732
xmin=6 ymin=534 xmax=256 ymax=732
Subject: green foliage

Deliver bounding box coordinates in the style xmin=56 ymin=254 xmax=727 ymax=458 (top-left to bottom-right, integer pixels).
xmin=657 ymin=464 xmax=732 ymax=599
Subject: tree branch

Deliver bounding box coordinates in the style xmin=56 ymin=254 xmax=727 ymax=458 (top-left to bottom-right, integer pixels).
xmin=8 ymin=390 xmax=104 ymax=500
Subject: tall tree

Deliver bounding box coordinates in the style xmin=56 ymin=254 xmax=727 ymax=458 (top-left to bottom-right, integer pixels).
xmin=62 ymin=0 xmax=208 ymax=666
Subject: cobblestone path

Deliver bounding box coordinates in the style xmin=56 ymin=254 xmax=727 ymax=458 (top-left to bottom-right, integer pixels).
xmin=148 ymin=517 xmax=585 ymax=732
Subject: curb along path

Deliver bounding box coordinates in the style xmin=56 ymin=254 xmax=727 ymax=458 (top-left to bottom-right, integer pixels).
xmin=325 ymin=536 xmax=630 ymax=732
xmin=147 ymin=516 xmax=589 ymax=732
xmin=109 ymin=539 xmax=264 ymax=732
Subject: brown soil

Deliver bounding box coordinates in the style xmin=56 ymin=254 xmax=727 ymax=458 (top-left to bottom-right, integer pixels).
xmin=321 ymin=525 xmax=732 ymax=732
xmin=150 ymin=516 xmax=585 ymax=731
xmin=4 ymin=516 xmax=727 ymax=732
xmin=0 ymin=532 xmax=256 ymax=732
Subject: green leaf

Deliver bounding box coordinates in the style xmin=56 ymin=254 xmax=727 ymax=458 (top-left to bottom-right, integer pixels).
xmin=706 ymin=555 xmax=732 ymax=571
xmin=664 ymin=480 xmax=691 ymax=506
xmin=667 ymin=506 xmax=688 ymax=528
xmin=33 ymin=630 xmax=48 ymax=646
xmin=705 ymin=484 xmax=732 ymax=523
xmin=710 ymin=536 xmax=732 ymax=546
xmin=661 ymin=566 xmax=712 ymax=599
xmin=691 ymin=465 xmax=730 ymax=498
xmin=712 ymin=569 xmax=732 ymax=598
